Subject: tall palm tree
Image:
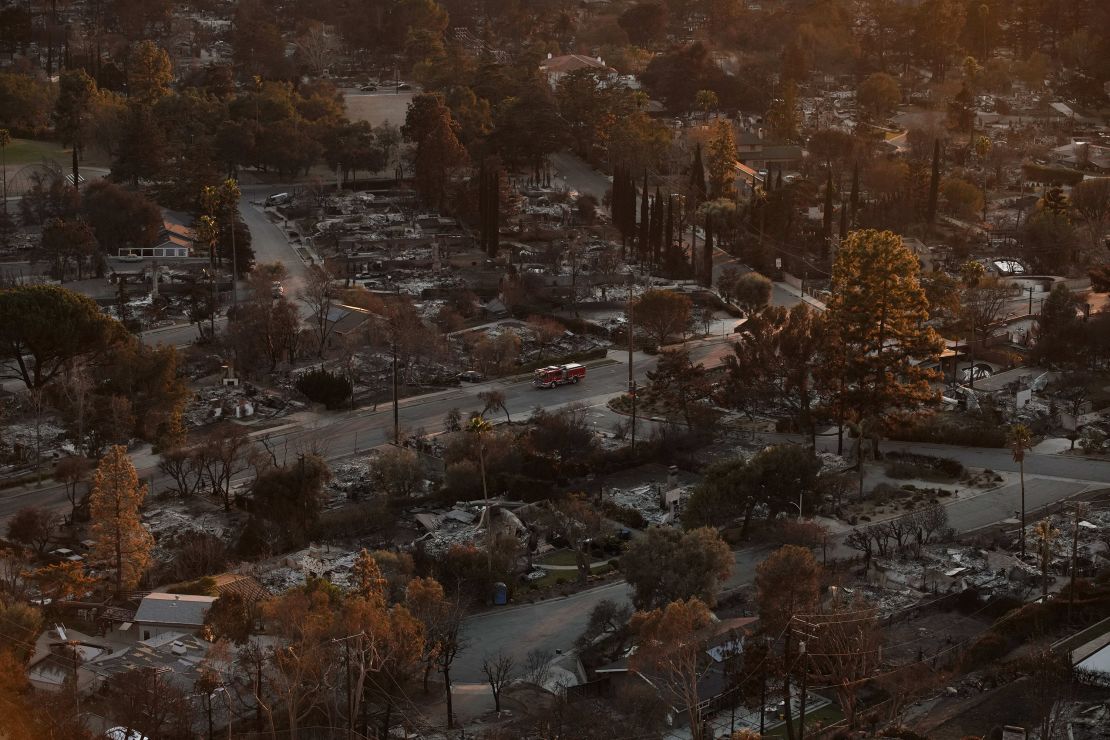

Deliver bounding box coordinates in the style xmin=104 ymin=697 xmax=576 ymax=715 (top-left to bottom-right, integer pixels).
xmin=1033 ymin=519 xmax=1059 ymax=601
xmin=1008 ymin=424 xmax=1033 ymax=558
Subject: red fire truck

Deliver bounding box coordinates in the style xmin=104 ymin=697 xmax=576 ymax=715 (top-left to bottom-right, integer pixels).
xmin=533 ymin=363 xmax=586 ymax=389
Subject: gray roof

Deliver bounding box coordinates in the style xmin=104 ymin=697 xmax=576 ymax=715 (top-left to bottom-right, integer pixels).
xmin=133 ymin=593 xmax=216 ymax=626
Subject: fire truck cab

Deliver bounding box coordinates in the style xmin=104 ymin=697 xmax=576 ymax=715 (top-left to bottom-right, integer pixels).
xmin=533 ymin=363 xmax=586 ymax=389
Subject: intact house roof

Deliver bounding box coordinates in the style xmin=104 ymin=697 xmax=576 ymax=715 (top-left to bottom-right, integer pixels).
xmin=133 ymin=592 xmax=216 ymax=627
xmin=540 ymin=54 xmax=612 ymax=75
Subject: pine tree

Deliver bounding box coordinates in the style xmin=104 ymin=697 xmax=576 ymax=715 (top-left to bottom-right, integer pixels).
xmin=824 ymin=230 xmax=943 ymax=439
xmin=89 ymin=445 xmax=154 ymax=593
xmin=927 ymin=139 xmax=941 ymax=226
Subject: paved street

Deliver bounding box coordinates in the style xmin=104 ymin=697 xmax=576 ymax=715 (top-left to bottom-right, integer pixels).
xmin=550 ymin=152 xmax=611 ymax=202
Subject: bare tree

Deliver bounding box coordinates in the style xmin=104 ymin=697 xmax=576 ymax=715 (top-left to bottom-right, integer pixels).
xmin=522 ymin=648 xmax=554 ymax=687
xmin=198 ymin=425 xmax=253 ymax=510
xmin=295 ymin=22 xmax=339 ymax=77
xmin=481 ymin=650 xmax=516 ymax=713
xmin=960 ymin=274 xmax=1012 ymax=388
xmin=808 ymin=595 xmax=883 ymax=728
xmin=54 ymin=455 xmax=92 ymax=521
xmin=298 ymin=264 xmax=337 ymax=357
xmin=478 ymin=389 xmax=511 ymax=423
xmin=158 ymin=446 xmax=203 ymax=497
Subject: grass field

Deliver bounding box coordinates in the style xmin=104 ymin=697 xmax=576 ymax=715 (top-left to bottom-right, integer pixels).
xmin=4 ymin=138 xmax=71 ymax=166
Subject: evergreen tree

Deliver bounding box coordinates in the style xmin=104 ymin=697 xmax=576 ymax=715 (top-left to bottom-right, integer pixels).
xmin=702 ymin=214 xmax=714 ymax=288
xmin=488 ymin=166 xmax=500 ymax=257
xmin=89 ymin=445 xmax=154 ymax=593
xmin=824 ymin=230 xmax=943 ymax=441
xmin=839 ymin=202 xmax=848 ymax=240
xmin=689 ymin=144 xmax=706 ymax=203
xmin=639 ymin=171 xmax=650 ymax=262
xmin=823 ymin=168 xmax=834 ymax=259
xmin=478 ymin=162 xmax=488 ymax=253
xmin=823 ymin=168 xmax=834 ymax=238
xmin=648 ymin=186 xmax=657 ymax=267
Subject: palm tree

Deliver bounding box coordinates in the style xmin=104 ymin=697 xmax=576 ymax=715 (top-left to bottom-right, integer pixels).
xmin=1008 ymin=424 xmax=1033 ymax=558
xmin=695 ymin=89 xmax=719 ymax=122
xmin=1033 ymin=519 xmax=1059 ymax=600
xmin=468 ymin=414 xmax=494 ymax=570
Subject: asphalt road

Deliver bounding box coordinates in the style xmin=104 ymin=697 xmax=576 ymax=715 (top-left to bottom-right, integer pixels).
xmin=450 ymin=469 xmax=1101 ymax=682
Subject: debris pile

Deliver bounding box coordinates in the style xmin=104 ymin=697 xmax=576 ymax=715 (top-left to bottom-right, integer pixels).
xmin=411 ymin=503 xmax=527 ymax=556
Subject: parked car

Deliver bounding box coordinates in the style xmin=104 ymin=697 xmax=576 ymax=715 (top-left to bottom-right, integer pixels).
xmin=960 ymin=363 xmax=993 ymax=382
xmin=359 ymin=83 xmax=378 ymax=91
xmin=458 ymin=370 xmax=484 ymax=382
xmin=396 ymin=82 xmax=412 ymax=90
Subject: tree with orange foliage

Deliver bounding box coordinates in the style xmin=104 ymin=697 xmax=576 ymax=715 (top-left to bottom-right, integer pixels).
xmin=89 ymin=445 xmax=153 ymax=593
xmin=630 ymin=597 xmax=715 ymax=740
xmin=755 ymin=546 xmax=822 ymax=740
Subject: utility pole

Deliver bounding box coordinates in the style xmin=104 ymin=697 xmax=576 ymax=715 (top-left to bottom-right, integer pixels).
xmin=797 ymin=638 xmax=808 ymax=740
xmin=627 ymin=279 xmax=637 ymax=452
xmin=392 ymin=339 xmax=400 ymax=446
xmin=1027 ymin=285 xmax=1034 ymax=315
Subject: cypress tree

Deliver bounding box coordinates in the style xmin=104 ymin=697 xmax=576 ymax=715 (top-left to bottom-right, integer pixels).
xmin=489 ymin=167 xmax=500 ymax=257
xmin=650 ymin=188 xmax=663 ymax=266
xmin=690 ymin=144 xmax=707 ymax=202
xmin=927 ymin=138 xmax=941 ymax=226
xmin=839 ymin=201 xmax=848 ymax=241
xmin=478 ymin=162 xmax=488 ymax=254
xmin=776 ymin=170 xmax=783 ymax=190
xmin=639 ymin=171 xmax=650 ymax=261
xmin=823 ymin=167 xmax=834 ymax=239
xmin=702 ymin=213 xmax=714 ymax=288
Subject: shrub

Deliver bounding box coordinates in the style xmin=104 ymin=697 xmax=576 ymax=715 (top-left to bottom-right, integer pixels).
xmin=166 ymin=576 xmax=217 ymax=596
xmin=961 ymin=632 xmax=1009 ymax=669
xmin=600 ymin=500 xmax=649 ymax=530
xmin=888 ymin=416 xmax=1007 ymax=448
xmin=295 ymin=368 xmax=352 ymax=409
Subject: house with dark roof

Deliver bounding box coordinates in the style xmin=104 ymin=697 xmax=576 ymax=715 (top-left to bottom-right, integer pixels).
xmin=735 ymin=128 xmax=804 ymax=176
xmin=592 ymin=616 xmax=758 ymax=730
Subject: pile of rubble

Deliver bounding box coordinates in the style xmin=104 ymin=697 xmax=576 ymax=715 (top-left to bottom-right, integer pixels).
xmin=324 ymin=461 xmax=375 ymax=507
xmin=605 ymin=482 xmax=693 ymax=525
xmin=410 ymin=502 xmax=527 ymax=556
xmin=182 ymin=384 xmax=296 ymax=427
xmin=256 ymin=546 xmax=365 ymax=593
xmin=143 ymin=502 xmax=243 ymax=561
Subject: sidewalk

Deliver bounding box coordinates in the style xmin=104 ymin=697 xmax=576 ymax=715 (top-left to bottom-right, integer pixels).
xmin=775 ymin=280 xmax=827 ymax=311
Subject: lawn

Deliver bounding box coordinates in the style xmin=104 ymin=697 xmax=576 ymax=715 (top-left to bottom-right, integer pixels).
xmin=527 ymin=562 xmax=614 ymax=590
xmin=762 ymin=703 xmax=844 ymax=738
xmin=4 ymin=137 xmax=70 ymax=166
xmin=536 ymin=549 xmax=606 ymax=568
xmin=2 ymin=138 xmax=111 ymax=168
